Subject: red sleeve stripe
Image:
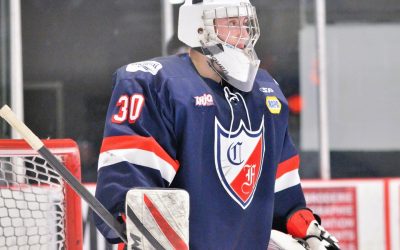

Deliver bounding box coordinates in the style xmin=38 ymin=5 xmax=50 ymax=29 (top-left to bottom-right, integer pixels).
xmin=98 ymin=136 xmax=179 ymax=184
xmin=276 ymin=154 xmax=300 ymax=179
xmin=100 ymin=135 xmax=179 ymax=171
xmin=274 ymin=155 xmax=301 ymax=193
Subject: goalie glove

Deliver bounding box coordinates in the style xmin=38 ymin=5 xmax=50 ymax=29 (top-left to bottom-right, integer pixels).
xmin=286 ymin=208 xmax=340 ymax=250
xmin=268 ymin=230 xmax=308 ymax=250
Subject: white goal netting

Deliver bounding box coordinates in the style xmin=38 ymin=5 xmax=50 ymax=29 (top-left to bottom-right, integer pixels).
xmin=0 ymin=139 xmax=82 ymax=250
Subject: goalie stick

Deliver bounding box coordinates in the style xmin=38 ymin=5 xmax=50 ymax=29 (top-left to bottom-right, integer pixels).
xmin=0 ymin=104 xmax=169 ymax=248
xmin=0 ymin=105 xmax=127 ymax=244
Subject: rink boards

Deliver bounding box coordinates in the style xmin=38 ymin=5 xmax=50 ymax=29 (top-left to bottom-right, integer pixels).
xmin=82 ymin=179 xmax=400 ymax=250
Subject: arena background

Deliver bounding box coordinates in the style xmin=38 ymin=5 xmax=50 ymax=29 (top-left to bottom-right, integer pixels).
xmin=1 ymin=1 xmax=400 ymax=249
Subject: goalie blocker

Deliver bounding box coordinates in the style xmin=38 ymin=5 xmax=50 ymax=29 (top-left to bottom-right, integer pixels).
xmin=125 ymin=188 xmax=190 ymax=250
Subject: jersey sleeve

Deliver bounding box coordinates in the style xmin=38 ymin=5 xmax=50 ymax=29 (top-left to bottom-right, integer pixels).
xmin=272 ymin=128 xmax=306 ymax=233
xmin=94 ymin=68 xmax=179 ymax=243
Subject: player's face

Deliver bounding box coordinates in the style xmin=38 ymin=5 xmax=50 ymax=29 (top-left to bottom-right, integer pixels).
xmin=214 ymin=16 xmax=250 ymax=49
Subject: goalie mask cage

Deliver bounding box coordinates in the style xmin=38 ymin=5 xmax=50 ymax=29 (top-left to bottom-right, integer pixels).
xmin=0 ymin=139 xmax=82 ymax=250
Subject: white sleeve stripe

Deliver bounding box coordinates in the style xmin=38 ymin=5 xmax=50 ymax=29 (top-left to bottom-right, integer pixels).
xmin=274 ymin=169 xmax=300 ymax=193
xmin=98 ymin=149 xmax=176 ymax=184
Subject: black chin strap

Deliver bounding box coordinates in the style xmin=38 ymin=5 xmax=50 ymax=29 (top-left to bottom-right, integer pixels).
xmin=192 ymin=47 xmax=205 ymax=55
xmin=192 ymin=44 xmax=224 ymax=56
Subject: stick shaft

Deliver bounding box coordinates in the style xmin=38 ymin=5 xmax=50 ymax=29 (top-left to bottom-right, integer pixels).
xmin=126 ymin=205 xmax=166 ymax=250
xmin=0 ymin=105 xmax=128 ymax=243
xmin=0 ymin=105 xmax=43 ymax=149
xmin=38 ymin=146 xmax=128 ymax=243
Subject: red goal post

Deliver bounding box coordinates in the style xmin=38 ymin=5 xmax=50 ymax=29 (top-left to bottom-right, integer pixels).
xmin=0 ymin=139 xmax=83 ymax=250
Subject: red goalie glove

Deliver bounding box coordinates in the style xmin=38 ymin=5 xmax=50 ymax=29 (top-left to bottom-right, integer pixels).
xmin=286 ymin=208 xmax=341 ymax=250
xmin=286 ymin=208 xmax=316 ymax=239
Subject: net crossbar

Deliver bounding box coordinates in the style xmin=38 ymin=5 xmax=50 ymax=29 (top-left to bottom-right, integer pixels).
xmin=0 ymin=139 xmax=82 ymax=250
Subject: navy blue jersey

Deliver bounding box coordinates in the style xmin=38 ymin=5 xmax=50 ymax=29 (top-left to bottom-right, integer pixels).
xmin=94 ymin=53 xmax=306 ymax=249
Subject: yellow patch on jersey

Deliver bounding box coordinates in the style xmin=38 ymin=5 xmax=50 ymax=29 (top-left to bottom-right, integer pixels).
xmin=266 ymin=96 xmax=281 ymax=114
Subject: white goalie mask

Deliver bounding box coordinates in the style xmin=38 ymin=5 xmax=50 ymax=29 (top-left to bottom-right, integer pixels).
xmin=178 ymin=0 xmax=261 ymax=92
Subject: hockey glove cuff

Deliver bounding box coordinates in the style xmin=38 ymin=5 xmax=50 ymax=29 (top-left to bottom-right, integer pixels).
xmin=286 ymin=208 xmax=340 ymax=250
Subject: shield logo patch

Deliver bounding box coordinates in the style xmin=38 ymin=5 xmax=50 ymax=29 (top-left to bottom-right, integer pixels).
xmin=214 ymin=117 xmax=265 ymax=209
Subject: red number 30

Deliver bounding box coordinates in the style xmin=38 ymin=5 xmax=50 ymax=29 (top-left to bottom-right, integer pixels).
xmin=112 ymin=94 xmax=145 ymax=124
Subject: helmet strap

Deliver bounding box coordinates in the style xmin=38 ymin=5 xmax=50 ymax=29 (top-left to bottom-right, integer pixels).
xmin=193 ymin=43 xmax=224 ymax=56
xmin=192 ymin=47 xmax=204 ymax=54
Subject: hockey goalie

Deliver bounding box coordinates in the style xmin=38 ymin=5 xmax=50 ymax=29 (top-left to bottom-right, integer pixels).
xmin=94 ymin=0 xmax=340 ymax=249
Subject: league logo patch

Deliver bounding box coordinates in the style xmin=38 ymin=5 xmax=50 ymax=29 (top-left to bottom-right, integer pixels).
xmin=126 ymin=61 xmax=162 ymax=75
xmin=214 ymin=117 xmax=265 ymax=209
xmin=266 ymin=96 xmax=281 ymax=114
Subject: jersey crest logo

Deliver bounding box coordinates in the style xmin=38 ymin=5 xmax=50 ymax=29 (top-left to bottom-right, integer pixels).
xmin=126 ymin=61 xmax=162 ymax=75
xmin=214 ymin=117 xmax=265 ymax=209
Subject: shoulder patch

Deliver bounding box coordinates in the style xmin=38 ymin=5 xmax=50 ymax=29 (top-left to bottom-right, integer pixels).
xmin=126 ymin=61 xmax=163 ymax=75
xmin=266 ymin=96 xmax=282 ymax=114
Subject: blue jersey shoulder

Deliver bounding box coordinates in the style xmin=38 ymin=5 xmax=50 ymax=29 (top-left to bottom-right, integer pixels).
xmin=255 ymin=68 xmax=288 ymax=105
xmin=113 ymin=54 xmax=195 ymax=86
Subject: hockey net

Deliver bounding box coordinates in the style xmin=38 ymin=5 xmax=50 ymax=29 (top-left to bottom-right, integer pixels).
xmin=0 ymin=139 xmax=82 ymax=250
